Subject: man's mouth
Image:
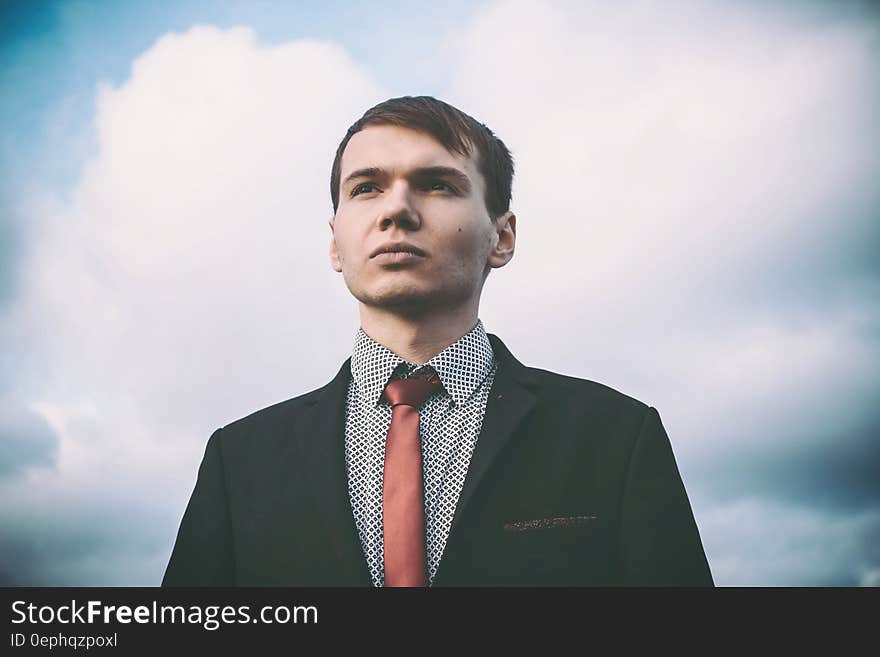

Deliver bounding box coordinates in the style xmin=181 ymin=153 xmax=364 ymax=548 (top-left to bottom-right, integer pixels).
xmin=369 ymin=243 xmax=427 ymax=258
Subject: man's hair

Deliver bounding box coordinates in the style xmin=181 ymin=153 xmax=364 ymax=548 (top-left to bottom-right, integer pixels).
xmin=330 ymin=96 xmax=514 ymax=220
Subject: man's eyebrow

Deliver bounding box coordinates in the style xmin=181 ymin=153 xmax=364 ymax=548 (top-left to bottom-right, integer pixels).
xmin=341 ymin=167 xmax=383 ymax=188
xmin=411 ymin=166 xmax=472 ymax=192
xmin=341 ymin=166 xmax=473 ymax=192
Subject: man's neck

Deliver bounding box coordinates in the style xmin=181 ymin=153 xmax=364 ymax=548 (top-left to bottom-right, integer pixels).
xmin=358 ymin=303 xmax=480 ymax=365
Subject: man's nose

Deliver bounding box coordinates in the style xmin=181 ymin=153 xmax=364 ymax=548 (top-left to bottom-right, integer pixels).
xmin=376 ymin=181 xmax=420 ymax=231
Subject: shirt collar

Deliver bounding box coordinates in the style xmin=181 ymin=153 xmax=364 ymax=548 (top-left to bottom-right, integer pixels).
xmin=350 ymin=319 xmax=495 ymax=408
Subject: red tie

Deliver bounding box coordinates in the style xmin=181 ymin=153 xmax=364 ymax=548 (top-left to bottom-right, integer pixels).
xmin=381 ymin=372 xmax=442 ymax=587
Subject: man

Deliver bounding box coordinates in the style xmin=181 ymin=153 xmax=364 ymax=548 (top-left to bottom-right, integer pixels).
xmin=163 ymin=96 xmax=713 ymax=587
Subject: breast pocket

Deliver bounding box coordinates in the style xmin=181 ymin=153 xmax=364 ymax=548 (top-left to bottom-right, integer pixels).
xmin=499 ymin=515 xmax=607 ymax=585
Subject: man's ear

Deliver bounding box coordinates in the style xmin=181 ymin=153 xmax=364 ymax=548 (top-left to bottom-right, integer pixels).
xmin=328 ymin=217 xmax=343 ymax=273
xmin=488 ymin=211 xmax=516 ymax=270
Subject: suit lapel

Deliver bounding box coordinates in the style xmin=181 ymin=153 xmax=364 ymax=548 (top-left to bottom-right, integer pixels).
xmin=297 ymin=359 xmax=372 ymax=585
xmin=448 ymin=334 xmax=538 ymax=534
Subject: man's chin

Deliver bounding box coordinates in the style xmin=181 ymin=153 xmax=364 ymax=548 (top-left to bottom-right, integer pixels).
xmin=354 ymin=287 xmax=448 ymax=314
xmin=366 ymin=293 xmax=434 ymax=310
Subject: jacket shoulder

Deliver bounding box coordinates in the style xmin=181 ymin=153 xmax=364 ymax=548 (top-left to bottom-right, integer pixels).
xmin=520 ymin=364 xmax=651 ymax=417
xmin=214 ymin=373 xmax=341 ymax=442
xmin=489 ymin=332 xmax=651 ymax=419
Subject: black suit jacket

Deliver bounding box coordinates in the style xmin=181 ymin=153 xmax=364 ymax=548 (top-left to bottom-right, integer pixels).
xmin=163 ymin=334 xmax=713 ymax=586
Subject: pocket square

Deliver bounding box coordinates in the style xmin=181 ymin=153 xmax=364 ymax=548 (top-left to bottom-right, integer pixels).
xmin=503 ymin=514 xmax=598 ymax=531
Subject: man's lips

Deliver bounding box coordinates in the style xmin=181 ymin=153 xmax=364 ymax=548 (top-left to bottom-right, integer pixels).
xmin=369 ymin=243 xmax=427 ymax=258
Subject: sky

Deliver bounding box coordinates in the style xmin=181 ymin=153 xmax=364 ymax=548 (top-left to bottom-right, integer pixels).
xmin=1 ymin=0 xmax=878 ymax=586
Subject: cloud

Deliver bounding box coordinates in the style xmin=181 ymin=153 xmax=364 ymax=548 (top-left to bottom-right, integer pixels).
xmin=696 ymin=496 xmax=880 ymax=586
xmin=449 ymin=0 xmax=879 ymax=327
xmin=444 ymin=0 xmax=880 ymax=583
xmin=1 ymin=24 xmax=381 ymax=584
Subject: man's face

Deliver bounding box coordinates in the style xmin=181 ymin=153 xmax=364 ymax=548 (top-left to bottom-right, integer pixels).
xmin=329 ymin=124 xmax=513 ymax=315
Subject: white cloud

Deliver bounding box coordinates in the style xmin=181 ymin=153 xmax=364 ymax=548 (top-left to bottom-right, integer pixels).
xmin=28 ymin=24 xmax=382 ymax=434
xmin=1 ymin=24 xmax=382 ymax=584
xmin=451 ymin=0 xmax=878 ymax=323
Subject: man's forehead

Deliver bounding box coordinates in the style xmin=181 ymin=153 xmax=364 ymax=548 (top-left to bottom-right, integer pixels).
xmin=340 ymin=124 xmax=478 ymax=178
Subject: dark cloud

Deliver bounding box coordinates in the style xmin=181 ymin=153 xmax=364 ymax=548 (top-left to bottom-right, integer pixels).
xmin=0 ymin=497 xmax=179 ymax=586
xmin=689 ymin=408 xmax=880 ymax=514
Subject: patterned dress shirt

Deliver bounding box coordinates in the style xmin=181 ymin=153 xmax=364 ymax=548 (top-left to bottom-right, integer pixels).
xmin=344 ymin=319 xmax=497 ymax=587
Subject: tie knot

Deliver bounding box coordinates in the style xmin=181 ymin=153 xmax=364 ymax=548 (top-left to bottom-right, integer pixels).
xmin=383 ymin=371 xmax=442 ymax=408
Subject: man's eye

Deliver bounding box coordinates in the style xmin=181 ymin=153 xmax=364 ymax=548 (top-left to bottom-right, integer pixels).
xmin=426 ymin=181 xmax=453 ymax=192
xmin=351 ymin=183 xmax=379 ymax=197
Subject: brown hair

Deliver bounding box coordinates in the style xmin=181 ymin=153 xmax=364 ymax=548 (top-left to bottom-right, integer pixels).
xmin=330 ymin=96 xmax=514 ymax=220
